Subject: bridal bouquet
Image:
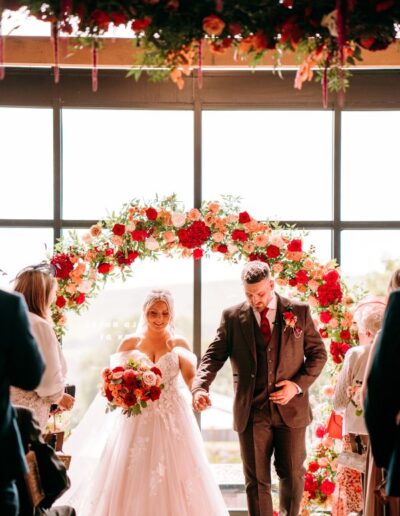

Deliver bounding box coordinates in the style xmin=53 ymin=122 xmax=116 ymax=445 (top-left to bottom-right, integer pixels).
xmin=101 ymin=358 xmax=164 ymax=417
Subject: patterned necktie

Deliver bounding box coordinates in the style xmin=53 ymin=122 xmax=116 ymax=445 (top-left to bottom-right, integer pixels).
xmin=260 ymin=307 xmax=271 ymax=342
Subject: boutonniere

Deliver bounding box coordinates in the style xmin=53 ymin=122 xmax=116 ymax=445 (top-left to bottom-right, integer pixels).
xmin=282 ymin=308 xmax=302 ymax=338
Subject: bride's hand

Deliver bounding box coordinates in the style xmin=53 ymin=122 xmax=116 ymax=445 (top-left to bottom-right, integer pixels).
xmin=192 ymin=391 xmax=211 ymax=412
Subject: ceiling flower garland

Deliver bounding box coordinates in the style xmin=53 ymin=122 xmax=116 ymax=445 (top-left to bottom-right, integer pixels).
xmin=2 ymin=1 xmax=399 ymax=102
xmin=48 ymin=194 xmax=359 ymax=512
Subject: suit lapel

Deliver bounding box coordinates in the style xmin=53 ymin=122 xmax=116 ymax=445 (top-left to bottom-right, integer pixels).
xmin=276 ymin=294 xmax=292 ymax=357
xmin=238 ymin=302 xmax=256 ymax=362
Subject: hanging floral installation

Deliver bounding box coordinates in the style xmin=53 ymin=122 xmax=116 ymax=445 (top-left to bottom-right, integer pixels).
xmin=1 ymin=1 xmax=400 ymax=102
xmin=47 ymin=194 xmax=360 ymax=511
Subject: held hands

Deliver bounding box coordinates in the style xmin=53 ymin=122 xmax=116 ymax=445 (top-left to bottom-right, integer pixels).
xmin=269 ymin=380 xmax=299 ymax=405
xmin=192 ymin=391 xmax=212 ymax=412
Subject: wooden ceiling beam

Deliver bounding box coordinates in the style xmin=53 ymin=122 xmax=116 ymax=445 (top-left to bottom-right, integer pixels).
xmin=2 ymin=36 xmax=400 ymax=69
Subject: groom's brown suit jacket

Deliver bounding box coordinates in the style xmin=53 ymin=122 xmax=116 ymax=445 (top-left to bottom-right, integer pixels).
xmin=193 ymin=294 xmax=327 ymax=433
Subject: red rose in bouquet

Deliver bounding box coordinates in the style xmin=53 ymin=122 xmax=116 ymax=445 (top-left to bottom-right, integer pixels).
xmin=101 ymin=358 xmax=164 ymax=417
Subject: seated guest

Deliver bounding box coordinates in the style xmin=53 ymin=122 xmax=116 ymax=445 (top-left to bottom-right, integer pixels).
xmin=11 ymin=264 xmax=74 ymax=431
xmin=0 ymin=289 xmax=45 ymax=516
xmin=332 ymin=303 xmax=385 ymax=516
xmin=14 ymin=405 xmax=76 ymax=516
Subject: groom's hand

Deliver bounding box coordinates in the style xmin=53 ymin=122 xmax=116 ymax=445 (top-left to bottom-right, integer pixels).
xmin=269 ymin=380 xmax=298 ymax=405
xmin=192 ymin=390 xmax=211 ymax=412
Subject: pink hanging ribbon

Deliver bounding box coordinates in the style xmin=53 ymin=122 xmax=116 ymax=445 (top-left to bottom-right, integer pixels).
xmin=0 ymin=16 xmax=5 ymax=80
xmin=51 ymin=22 xmax=60 ymax=84
xmin=322 ymin=51 xmax=333 ymax=109
xmin=336 ymin=0 xmax=347 ymax=106
xmin=197 ymin=39 xmax=203 ymax=89
xmin=92 ymin=44 xmax=98 ymax=92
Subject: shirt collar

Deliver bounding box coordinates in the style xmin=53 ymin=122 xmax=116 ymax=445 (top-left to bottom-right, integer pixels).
xmin=252 ymin=293 xmax=277 ymax=320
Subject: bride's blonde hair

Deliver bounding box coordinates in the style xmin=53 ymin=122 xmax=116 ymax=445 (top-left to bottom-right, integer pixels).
xmin=137 ymin=289 xmax=175 ymax=335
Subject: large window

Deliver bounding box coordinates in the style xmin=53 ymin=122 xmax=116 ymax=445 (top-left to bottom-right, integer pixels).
xmin=1 ymin=70 xmax=400 ymax=513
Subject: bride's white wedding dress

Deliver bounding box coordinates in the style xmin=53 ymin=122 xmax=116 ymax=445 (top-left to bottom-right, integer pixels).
xmin=60 ymin=349 xmax=229 ymax=515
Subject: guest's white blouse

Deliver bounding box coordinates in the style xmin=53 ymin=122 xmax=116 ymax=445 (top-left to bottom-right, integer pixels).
xmin=28 ymin=312 xmax=67 ymax=398
xmin=333 ymin=344 xmax=370 ymax=435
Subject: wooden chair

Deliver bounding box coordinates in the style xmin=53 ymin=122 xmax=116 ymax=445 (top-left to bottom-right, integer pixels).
xmin=24 ymin=450 xmax=45 ymax=509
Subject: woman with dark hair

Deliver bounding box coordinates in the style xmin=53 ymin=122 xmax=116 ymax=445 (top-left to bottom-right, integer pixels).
xmin=10 ymin=265 xmax=74 ymax=431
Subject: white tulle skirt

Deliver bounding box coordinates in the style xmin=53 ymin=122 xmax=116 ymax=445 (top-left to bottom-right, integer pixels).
xmin=59 ymin=389 xmax=229 ymax=516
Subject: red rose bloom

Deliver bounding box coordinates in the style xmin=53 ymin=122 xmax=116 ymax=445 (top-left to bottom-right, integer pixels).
xmin=308 ymin=461 xmax=319 ymax=473
xmin=74 ymin=292 xmax=85 ymax=305
xmin=289 ymin=278 xmax=297 ymax=287
xmin=178 ymin=221 xmax=211 ymax=249
xmin=98 ymin=263 xmax=112 ymax=274
xmin=91 ymin=9 xmax=111 ymax=31
xmin=320 ymin=311 xmax=332 ymax=323
xmin=266 ymin=245 xmax=280 ymax=258
xmin=124 ymin=392 xmax=137 ymax=407
xmin=116 ymin=250 xmax=139 ymax=266
xmin=146 ymin=207 xmax=158 ymax=221
xmin=330 ymin=341 xmax=340 ymax=354
xmin=316 ymin=282 xmax=343 ymax=306
xmin=238 ymin=211 xmax=251 ymax=224
xmin=112 ymin=366 xmax=124 ymax=373
xmin=56 ymin=295 xmax=66 ymax=308
xmin=231 ymin=229 xmax=248 ymax=242
xmin=217 ymin=244 xmax=228 ymax=254
xmin=112 ymin=223 xmax=126 ymax=236
xmin=150 ymin=385 xmax=161 ymax=401
xmin=340 ymin=330 xmax=351 ymax=341
xmin=340 ymin=342 xmax=351 ymax=354
xmin=111 ymin=12 xmax=127 ymax=26
xmin=193 ymin=248 xmax=203 ymax=260
xmin=315 ymin=424 xmax=327 ymax=438
xmin=249 ymin=253 xmax=268 ymax=263
xmin=131 ymin=229 xmax=148 ymax=242
xmin=304 ymin=472 xmax=318 ymax=494
xmin=105 ymin=387 xmax=113 ymax=402
xmin=123 ymin=369 xmax=137 ymax=387
xmin=51 ymin=253 xmax=74 ymax=280
xmin=150 ymin=366 xmax=162 ymax=377
xmin=287 ymin=239 xmax=302 ymax=252
xmin=131 ymin=16 xmax=152 ymax=32
xmin=324 ymin=270 xmax=340 ymax=283
xmin=332 ymin=354 xmax=343 ymax=364
xmin=105 ymin=248 xmax=114 ymax=257
xmin=295 ymin=269 xmax=309 ymax=284
xmin=320 ymin=479 xmax=335 ymax=496
xmin=319 ymin=328 xmax=328 ymax=338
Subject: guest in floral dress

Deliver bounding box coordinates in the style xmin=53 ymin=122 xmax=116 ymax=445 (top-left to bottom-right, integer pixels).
xmin=332 ymin=303 xmax=385 ymax=516
xmin=10 ymin=264 xmax=74 ymax=431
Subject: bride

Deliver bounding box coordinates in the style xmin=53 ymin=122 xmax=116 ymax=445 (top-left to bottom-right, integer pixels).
xmin=60 ymin=289 xmax=229 ymax=516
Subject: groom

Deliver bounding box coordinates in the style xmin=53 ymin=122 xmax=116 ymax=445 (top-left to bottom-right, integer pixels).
xmin=192 ymin=261 xmax=327 ymax=516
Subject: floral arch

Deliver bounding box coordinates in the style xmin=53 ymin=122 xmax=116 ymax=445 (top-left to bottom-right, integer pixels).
xmin=49 ymin=195 xmax=358 ymax=511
